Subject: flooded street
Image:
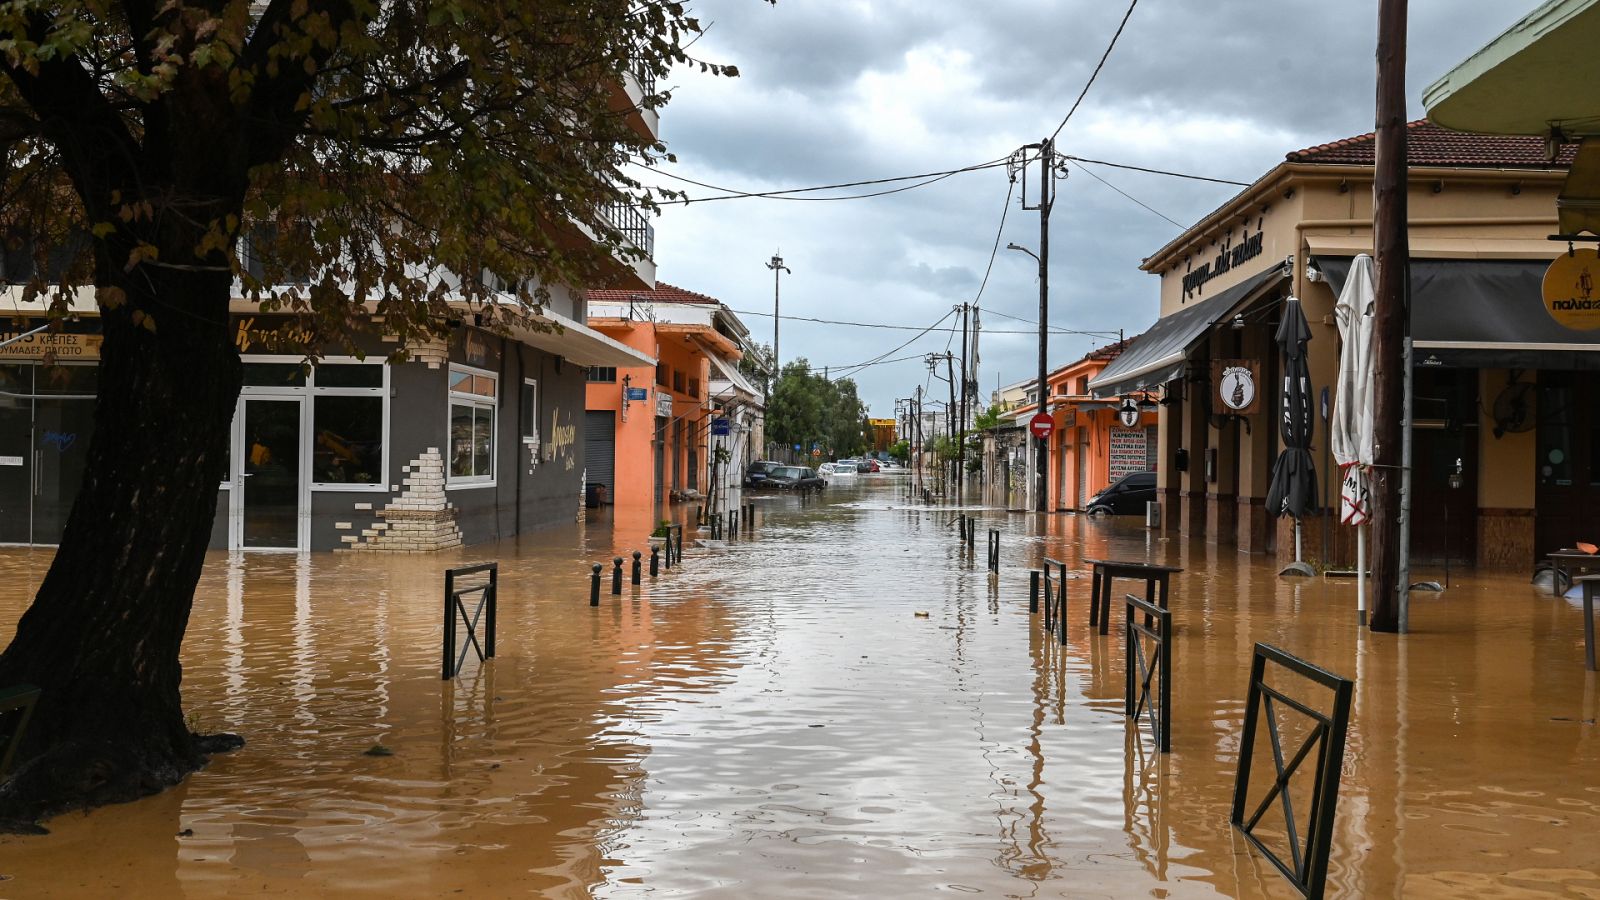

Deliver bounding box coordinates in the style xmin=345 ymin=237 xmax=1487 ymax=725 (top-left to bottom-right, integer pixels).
xmin=2 ymin=476 xmax=1599 ymax=897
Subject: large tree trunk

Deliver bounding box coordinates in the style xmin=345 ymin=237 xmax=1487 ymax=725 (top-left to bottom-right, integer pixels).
xmin=0 ymin=264 xmax=244 ymax=830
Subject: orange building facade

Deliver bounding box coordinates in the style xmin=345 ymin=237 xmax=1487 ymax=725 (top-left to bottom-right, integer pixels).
xmin=584 ymin=284 xmax=752 ymax=514
xmin=1013 ymin=342 xmax=1158 ymax=511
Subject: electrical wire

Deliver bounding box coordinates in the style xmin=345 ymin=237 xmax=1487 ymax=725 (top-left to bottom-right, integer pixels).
xmin=631 ymin=157 xmax=1011 ymax=204
xmin=967 ymin=178 xmax=1015 ymax=310
xmin=833 ymin=309 xmax=957 ymax=382
xmin=1049 ymin=0 xmax=1140 ymax=142
xmin=1062 ymin=155 xmax=1249 ymax=186
xmin=806 ymin=352 xmax=927 ymax=374
xmin=982 ymin=307 xmax=1122 ymax=338
xmin=724 ymin=307 xmax=1105 ymax=336
xmin=1075 ymin=162 xmax=1184 ymax=228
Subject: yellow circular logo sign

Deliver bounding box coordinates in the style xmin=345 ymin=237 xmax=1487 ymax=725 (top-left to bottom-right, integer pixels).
xmin=1543 ymin=248 xmax=1600 ymax=330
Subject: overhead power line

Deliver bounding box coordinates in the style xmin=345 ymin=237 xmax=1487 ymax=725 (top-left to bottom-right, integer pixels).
xmin=1062 ymin=155 xmax=1249 ymax=186
xmin=634 ymin=157 xmax=1011 ymax=204
xmin=1049 ymin=0 xmax=1141 ymax=142
xmin=725 ymin=307 xmax=1117 ymax=337
xmin=1075 ymin=163 xmax=1184 ymax=228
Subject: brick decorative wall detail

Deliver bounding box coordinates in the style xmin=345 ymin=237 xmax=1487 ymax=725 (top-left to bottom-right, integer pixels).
xmin=343 ymin=448 xmax=462 ymax=552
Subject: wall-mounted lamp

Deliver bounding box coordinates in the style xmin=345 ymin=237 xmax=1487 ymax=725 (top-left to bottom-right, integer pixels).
xmin=1279 ymin=254 xmax=1295 ymax=279
xmin=1232 ymin=314 xmax=1246 ymax=330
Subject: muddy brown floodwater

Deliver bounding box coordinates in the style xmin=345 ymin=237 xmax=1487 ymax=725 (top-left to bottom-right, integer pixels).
xmin=2 ymin=477 xmax=1599 ymax=897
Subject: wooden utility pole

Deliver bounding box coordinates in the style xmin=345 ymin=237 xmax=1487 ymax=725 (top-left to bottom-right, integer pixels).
xmin=1369 ymin=0 xmax=1409 ymax=633
xmin=958 ymin=303 xmax=969 ymax=481
xmin=1035 ymin=139 xmax=1054 ymax=513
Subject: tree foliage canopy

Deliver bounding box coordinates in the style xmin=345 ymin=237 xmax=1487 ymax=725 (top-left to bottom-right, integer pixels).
xmin=767 ymin=358 xmax=866 ymax=456
xmin=0 ymin=0 xmax=766 ymax=828
xmin=0 ymin=0 xmax=750 ymax=353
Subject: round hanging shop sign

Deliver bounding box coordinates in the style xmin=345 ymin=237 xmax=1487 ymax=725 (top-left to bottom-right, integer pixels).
xmin=1218 ymin=364 xmax=1257 ymax=412
xmin=1542 ymin=248 xmax=1600 ymax=330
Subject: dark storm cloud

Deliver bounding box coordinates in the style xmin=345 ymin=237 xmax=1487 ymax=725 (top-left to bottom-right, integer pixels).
xmin=648 ymin=0 xmax=1533 ymax=413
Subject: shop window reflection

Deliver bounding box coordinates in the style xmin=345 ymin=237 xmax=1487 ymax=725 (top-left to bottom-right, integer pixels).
xmin=312 ymin=396 xmax=382 ymax=484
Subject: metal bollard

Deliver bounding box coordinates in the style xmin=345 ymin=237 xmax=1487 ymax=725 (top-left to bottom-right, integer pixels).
xmin=730 ymin=510 xmax=739 ymax=538
xmin=632 ymin=550 xmax=642 ymax=585
xmin=612 ymin=556 xmax=623 ymax=595
xmin=695 ymin=504 xmax=703 ymax=526
xmin=967 ymin=518 xmax=976 ymax=548
xmin=988 ymin=529 xmax=1000 ymax=574
xmin=590 ymin=563 xmax=602 ymax=606
xmin=650 ymin=545 xmax=660 ymax=577
xmin=1030 ymin=570 xmax=1040 ymax=614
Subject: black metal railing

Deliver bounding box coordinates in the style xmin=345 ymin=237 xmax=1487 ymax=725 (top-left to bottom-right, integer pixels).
xmin=1124 ymin=593 xmax=1172 ymax=753
xmin=442 ymin=563 xmax=498 ymax=680
xmin=598 ymin=199 xmax=655 ymax=259
xmin=1042 ymin=557 xmax=1068 ymax=645
xmin=632 ymin=64 xmax=657 ymax=99
xmin=1231 ymin=643 xmax=1355 ymax=900
xmin=0 ymin=683 xmax=41 ymax=776
xmin=665 ymin=524 xmax=684 ymax=568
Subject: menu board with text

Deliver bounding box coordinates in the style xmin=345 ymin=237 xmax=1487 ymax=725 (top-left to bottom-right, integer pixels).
xmin=1108 ymin=427 xmax=1148 ymax=480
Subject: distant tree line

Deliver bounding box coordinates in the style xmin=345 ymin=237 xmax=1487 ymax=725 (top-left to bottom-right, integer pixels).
xmin=766 ymin=359 xmax=868 ymax=458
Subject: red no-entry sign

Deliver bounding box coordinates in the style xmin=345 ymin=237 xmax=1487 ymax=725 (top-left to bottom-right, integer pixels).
xmin=1029 ymin=413 xmax=1054 ymax=440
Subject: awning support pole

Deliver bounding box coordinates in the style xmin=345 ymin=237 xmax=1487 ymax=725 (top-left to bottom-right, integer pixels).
xmin=1357 ymin=526 xmax=1368 ymax=625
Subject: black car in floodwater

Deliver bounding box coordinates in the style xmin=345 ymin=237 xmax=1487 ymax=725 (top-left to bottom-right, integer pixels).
xmin=1085 ymin=471 xmax=1157 ymax=516
xmin=744 ymin=460 xmax=780 ymax=488
xmin=760 ymin=465 xmax=825 ymax=493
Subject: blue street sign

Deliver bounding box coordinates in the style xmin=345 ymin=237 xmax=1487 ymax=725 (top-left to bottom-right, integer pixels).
xmin=625 ymin=387 xmax=648 ymax=401
xmin=793 ymin=444 xmax=802 ymax=451
xmin=712 ymin=418 xmax=731 ymax=436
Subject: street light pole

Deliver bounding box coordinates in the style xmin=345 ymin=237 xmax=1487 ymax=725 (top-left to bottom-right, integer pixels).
xmin=767 ymin=253 xmax=791 ymax=378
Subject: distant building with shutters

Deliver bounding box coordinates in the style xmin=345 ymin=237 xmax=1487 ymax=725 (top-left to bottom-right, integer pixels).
xmin=583 ymin=284 xmax=763 ymax=530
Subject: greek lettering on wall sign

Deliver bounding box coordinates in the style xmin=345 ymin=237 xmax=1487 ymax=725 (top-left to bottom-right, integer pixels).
xmin=1182 ymin=229 xmax=1266 ymax=301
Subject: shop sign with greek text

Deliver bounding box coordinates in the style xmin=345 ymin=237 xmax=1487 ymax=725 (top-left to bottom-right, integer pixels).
xmin=1542 ymin=248 xmax=1600 ymax=330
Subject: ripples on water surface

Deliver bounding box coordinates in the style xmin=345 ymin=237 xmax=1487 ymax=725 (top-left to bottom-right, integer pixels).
xmin=1 ymin=478 xmax=1598 ymax=897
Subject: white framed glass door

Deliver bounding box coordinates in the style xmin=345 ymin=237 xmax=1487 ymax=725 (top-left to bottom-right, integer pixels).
xmin=233 ymin=396 xmax=307 ymax=551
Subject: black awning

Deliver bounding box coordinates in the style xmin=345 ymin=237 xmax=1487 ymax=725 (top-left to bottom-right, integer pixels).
xmin=1089 ymin=266 xmax=1287 ymax=398
xmin=1317 ymin=256 xmax=1600 ymax=370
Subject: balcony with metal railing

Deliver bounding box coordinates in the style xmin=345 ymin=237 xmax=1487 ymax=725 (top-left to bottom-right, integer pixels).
xmin=598 ymin=199 xmax=655 ymax=261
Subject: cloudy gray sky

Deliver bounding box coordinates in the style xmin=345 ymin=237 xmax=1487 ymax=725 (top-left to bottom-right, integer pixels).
xmin=640 ymin=0 xmax=1526 ymax=417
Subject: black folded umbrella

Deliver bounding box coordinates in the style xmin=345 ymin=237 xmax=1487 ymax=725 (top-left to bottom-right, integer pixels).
xmin=1267 ymin=297 xmax=1317 ymax=520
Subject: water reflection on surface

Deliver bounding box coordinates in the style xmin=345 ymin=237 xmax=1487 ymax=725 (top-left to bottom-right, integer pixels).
xmin=1 ymin=479 xmax=1598 ymax=897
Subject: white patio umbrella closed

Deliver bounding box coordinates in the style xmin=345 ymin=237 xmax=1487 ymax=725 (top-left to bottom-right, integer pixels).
xmin=1331 ymin=254 xmax=1376 ymax=623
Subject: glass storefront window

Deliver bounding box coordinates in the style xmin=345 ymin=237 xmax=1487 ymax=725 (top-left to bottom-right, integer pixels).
xmin=312 ymin=395 xmax=383 ymax=484
xmin=314 ymin=363 xmax=384 ymax=389
xmin=244 ymin=363 xmax=308 ymax=387
xmin=448 ymin=365 xmax=496 ymax=484
xmin=449 ymin=369 xmax=495 ymax=397
xmin=32 ymin=364 xmax=96 ymax=396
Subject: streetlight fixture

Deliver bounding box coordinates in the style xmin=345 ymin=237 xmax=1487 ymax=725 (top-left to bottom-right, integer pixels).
xmin=1006 ymin=242 xmax=1048 ymax=514
xmin=766 ymin=253 xmax=791 ymax=380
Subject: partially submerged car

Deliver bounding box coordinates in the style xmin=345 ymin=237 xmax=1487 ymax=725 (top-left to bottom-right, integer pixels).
xmin=761 ymin=465 xmax=825 ymax=493
xmin=1085 ymin=471 xmax=1157 ymax=516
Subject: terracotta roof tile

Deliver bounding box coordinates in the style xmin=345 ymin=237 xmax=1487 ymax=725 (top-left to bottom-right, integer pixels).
xmin=586 ymin=282 xmax=721 ymax=305
xmin=1286 ymin=119 xmax=1576 ymax=168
